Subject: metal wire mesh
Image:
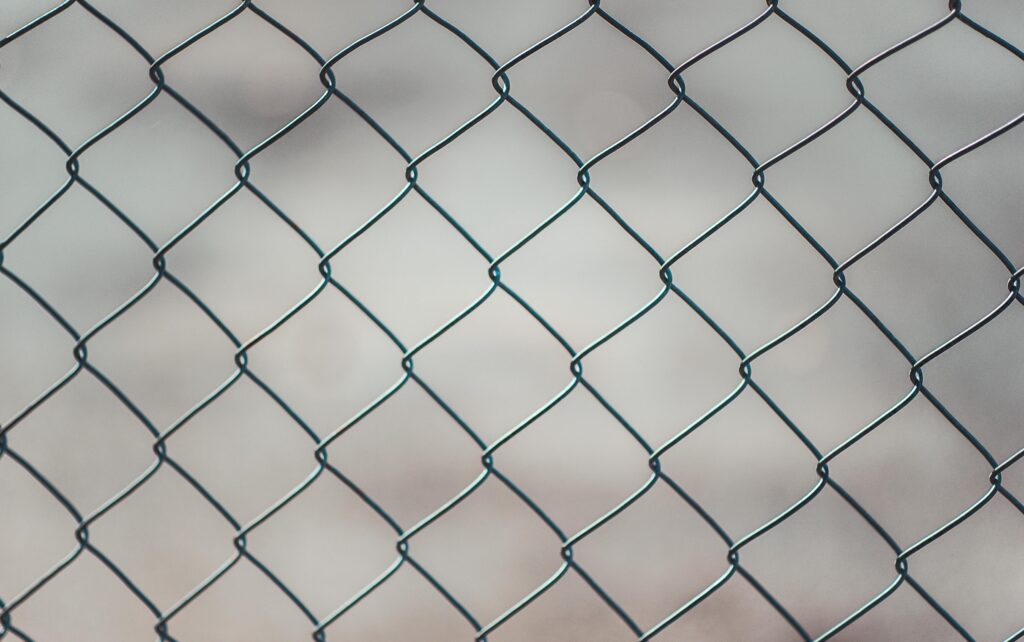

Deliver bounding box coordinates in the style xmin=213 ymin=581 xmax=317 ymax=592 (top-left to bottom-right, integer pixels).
xmin=1 ymin=1 xmax=1023 ymax=640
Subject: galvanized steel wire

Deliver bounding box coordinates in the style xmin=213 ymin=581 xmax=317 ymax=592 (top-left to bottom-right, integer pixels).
xmin=1 ymin=1 xmax=1023 ymax=640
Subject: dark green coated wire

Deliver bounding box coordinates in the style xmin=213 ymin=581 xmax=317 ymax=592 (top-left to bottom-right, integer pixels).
xmin=1 ymin=1 xmax=1022 ymax=641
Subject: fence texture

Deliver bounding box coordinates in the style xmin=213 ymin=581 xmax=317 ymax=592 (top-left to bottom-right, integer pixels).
xmin=1 ymin=1 xmax=1023 ymax=640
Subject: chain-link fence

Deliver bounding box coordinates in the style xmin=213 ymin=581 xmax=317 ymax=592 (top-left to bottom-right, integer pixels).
xmin=2 ymin=1 xmax=1023 ymax=640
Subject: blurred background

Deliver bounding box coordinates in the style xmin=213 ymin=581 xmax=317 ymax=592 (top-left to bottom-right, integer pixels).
xmin=1 ymin=0 xmax=1023 ymax=640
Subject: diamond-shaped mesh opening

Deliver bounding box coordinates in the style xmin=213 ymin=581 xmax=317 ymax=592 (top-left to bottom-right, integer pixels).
xmin=485 ymin=569 xmax=635 ymax=642
xmin=500 ymin=197 xmax=664 ymax=346
xmin=410 ymin=477 xmax=562 ymax=621
xmin=86 ymin=280 xmax=238 ymax=430
xmin=741 ymin=489 xmax=898 ymax=637
xmin=940 ymin=122 xmax=1024 ymax=267
xmin=244 ymin=288 xmax=402 ymax=432
xmin=506 ymin=15 xmax=671 ymax=160
xmin=656 ymin=572 xmax=806 ymax=641
xmin=251 ymin=0 xmax=411 ymax=55
xmin=251 ymin=99 xmax=410 ymax=246
xmin=767 ymin=108 xmax=928 ymax=259
xmin=167 ymin=189 xmax=323 ymax=339
xmin=80 ymin=93 xmax=240 ymax=245
xmin=830 ymin=582 xmax=966 ymax=642
xmin=0 ymin=276 xmax=75 ymax=420
xmin=496 ymin=388 xmax=651 ymax=535
xmin=325 ymin=195 xmax=492 ymax=341
xmin=0 ymin=104 xmax=67 ymax=233
xmin=2 ymin=184 xmax=154 ymax=329
xmin=0 ymin=3 xmax=152 ymax=145
xmin=87 ymin=0 xmax=240 ymax=56
xmin=681 ymin=15 xmax=852 ymax=159
xmin=10 ymin=552 xmax=156 ymax=641
xmin=324 ymin=382 xmax=482 ymax=527
xmin=326 ymin=13 xmax=498 ymax=155
xmin=589 ymin=104 xmax=755 ymax=259
xmin=669 ymin=197 xmax=836 ymax=349
xmin=909 ymin=498 xmax=1024 ymax=641
xmin=572 ymin=481 xmax=727 ymax=630
xmin=0 ymin=455 xmax=77 ymax=599
xmin=317 ymin=565 xmax=472 ymax=642
xmin=860 ymin=18 xmax=1024 ymax=156
xmin=426 ymin=0 xmax=583 ymax=63
xmin=412 ymin=290 xmax=569 ymax=443
xmin=3 ymin=2 xmax=1022 ymax=640
xmin=165 ymin=558 xmax=318 ymax=642
xmin=159 ymin=9 xmax=329 ymax=150
xmin=419 ymin=106 xmax=578 ymax=253
xmin=88 ymin=466 xmax=239 ymax=608
xmin=598 ymin=0 xmax=768 ymax=64
xmin=659 ymin=391 xmax=819 ymax=537
xmin=782 ymin=0 xmax=949 ymax=64
xmin=582 ymin=293 xmax=740 ymax=446
xmin=754 ymin=297 xmax=911 ymax=451
xmin=165 ymin=377 xmax=316 ymax=523
xmin=9 ymin=373 xmax=153 ymax=512
xmin=847 ymin=200 xmax=1011 ymax=355
xmin=925 ymin=303 xmax=1024 ymax=462
xmin=242 ymin=475 xmax=399 ymax=617
xmin=828 ymin=396 xmax=992 ymax=546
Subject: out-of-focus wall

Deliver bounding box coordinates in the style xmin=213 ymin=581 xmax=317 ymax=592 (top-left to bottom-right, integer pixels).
xmin=1 ymin=1 xmax=1023 ymax=640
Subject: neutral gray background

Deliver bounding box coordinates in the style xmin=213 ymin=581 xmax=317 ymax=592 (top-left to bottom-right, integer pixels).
xmin=1 ymin=0 xmax=1023 ymax=640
